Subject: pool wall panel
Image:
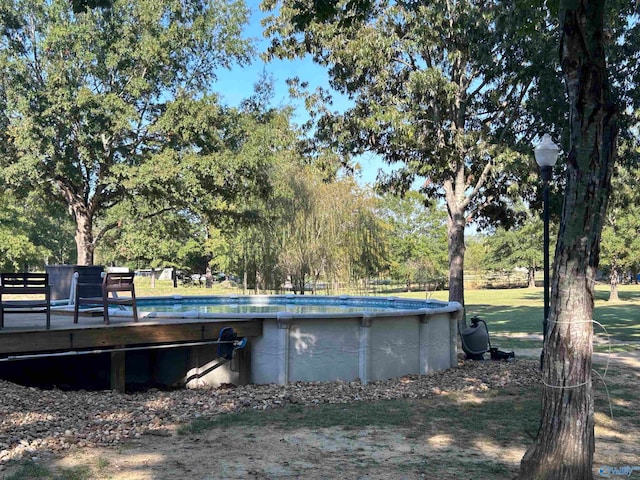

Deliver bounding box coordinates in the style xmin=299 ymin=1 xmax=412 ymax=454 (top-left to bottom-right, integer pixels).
xmin=250 ymin=304 xmax=461 ymax=385
xmin=368 ymin=315 xmax=421 ymax=382
xmin=287 ymin=318 xmax=360 ymax=383
xmin=420 ymin=312 xmax=456 ymax=373
xmin=250 ymin=319 xmax=282 ymax=385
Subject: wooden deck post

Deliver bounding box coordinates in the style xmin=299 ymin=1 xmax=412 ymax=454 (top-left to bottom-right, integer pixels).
xmin=110 ymin=350 xmax=125 ymax=392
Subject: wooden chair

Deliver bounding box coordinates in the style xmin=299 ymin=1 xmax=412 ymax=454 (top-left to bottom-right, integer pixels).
xmin=73 ymin=271 xmax=138 ymax=325
xmin=0 ymin=273 xmax=51 ymax=329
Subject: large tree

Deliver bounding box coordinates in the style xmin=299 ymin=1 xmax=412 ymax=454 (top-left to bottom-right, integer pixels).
xmin=517 ymin=0 xmax=618 ymax=478
xmin=0 ymin=0 xmax=253 ymax=264
xmin=261 ymin=0 xmax=556 ymax=306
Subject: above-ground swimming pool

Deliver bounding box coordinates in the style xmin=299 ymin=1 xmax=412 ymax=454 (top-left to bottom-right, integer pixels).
xmin=117 ymin=294 xmax=464 ymax=387
xmin=134 ymin=294 xmax=449 ymax=316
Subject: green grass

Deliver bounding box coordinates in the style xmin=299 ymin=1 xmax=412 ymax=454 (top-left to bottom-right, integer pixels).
xmin=594 ymin=343 xmax=640 ymax=353
xmin=395 ymin=285 xmax=640 ymax=343
xmin=178 ymin=400 xmax=417 ymax=434
xmin=3 ymin=461 xmax=92 ymax=480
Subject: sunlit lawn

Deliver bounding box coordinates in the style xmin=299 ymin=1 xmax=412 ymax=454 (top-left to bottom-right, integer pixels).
xmin=397 ymin=284 xmax=640 ymax=350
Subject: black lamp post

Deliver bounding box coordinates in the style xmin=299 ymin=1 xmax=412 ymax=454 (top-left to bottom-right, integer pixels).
xmin=534 ymin=134 xmax=559 ymax=367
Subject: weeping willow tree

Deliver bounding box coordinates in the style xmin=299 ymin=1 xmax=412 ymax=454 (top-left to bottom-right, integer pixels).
xmin=271 ymin=163 xmax=387 ymax=294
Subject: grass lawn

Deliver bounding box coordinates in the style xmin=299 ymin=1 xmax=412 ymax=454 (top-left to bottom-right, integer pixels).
xmin=395 ymin=284 xmax=640 ymax=350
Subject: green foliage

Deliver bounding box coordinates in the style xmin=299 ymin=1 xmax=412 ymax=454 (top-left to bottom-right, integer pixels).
xmin=261 ymin=0 xmax=558 ymax=304
xmin=0 ymin=188 xmax=75 ymax=271
xmin=464 ymin=235 xmax=488 ymax=276
xmin=0 ymin=0 xmax=254 ymax=264
xmin=377 ymin=191 xmax=447 ymax=289
xmin=484 ymin=215 xmax=556 ymax=287
xmin=94 ymin=200 xmax=209 ymax=271
xmin=599 ymin=163 xmax=640 ymax=298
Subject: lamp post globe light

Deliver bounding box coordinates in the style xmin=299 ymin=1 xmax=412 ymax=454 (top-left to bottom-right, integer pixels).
xmin=534 ymin=134 xmax=559 ymax=367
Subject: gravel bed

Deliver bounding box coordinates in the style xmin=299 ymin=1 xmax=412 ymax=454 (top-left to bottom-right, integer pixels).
xmin=0 ymin=358 xmax=539 ymax=464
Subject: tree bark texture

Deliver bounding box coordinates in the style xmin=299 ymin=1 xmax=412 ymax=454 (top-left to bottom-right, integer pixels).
xmin=518 ymin=1 xmax=617 ymax=479
xmin=447 ymin=206 xmax=466 ymax=307
xmin=608 ymin=267 xmax=619 ymax=302
xmin=73 ymin=207 xmax=95 ymax=266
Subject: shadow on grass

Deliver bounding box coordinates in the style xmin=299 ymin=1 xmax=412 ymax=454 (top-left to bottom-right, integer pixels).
xmin=593 ymin=306 xmax=640 ymax=342
xmin=181 ymin=385 xmax=542 ymax=439
xmin=466 ymin=305 xmax=542 ymax=335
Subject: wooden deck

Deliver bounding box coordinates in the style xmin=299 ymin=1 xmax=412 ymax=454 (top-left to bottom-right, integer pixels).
xmin=0 ymin=309 xmax=262 ymax=356
xmin=0 ymin=309 xmax=262 ymax=391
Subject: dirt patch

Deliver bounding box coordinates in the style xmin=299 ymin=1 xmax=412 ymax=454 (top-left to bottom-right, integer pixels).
xmin=26 ymin=417 xmax=527 ymax=479
xmin=1 ymin=358 xmax=638 ymax=479
xmin=19 ymin=405 xmax=637 ymax=480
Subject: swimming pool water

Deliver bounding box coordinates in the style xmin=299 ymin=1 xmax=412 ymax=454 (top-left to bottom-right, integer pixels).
xmin=135 ymin=295 xmax=443 ymax=315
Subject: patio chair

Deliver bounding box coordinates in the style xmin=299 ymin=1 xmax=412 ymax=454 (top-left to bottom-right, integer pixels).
xmin=0 ymin=272 xmax=51 ymax=329
xmin=73 ymin=271 xmax=138 ymax=325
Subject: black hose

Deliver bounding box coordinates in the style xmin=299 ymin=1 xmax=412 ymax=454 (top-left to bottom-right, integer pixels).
xmin=476 ymin=318 xmax=493 ymax=350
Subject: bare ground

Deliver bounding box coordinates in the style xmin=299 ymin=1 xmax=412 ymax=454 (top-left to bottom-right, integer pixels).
xmin=1 ymin=353 xmax=639 ymax=480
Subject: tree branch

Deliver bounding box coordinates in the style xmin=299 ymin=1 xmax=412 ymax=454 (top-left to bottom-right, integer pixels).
xmin=459 ymin=157 xmax=493 ymax=211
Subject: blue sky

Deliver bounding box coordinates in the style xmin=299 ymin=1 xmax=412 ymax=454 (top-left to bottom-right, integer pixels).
xmin=212 ymin=4 xmax=387 ymax=186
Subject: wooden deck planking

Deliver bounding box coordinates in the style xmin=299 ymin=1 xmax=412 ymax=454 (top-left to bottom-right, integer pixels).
xmin=0 ymin=311 xmax=262 ymax=355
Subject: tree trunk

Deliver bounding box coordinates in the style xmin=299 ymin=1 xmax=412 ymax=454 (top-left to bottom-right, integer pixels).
xmin=447 ymin=207 xmax=466 ymax=306
xmin=255 ymin=269 xmax=264 ymax=293
xmin=517 ymin=1 xmax=617 ymax=478
xmin=205 ymin=264 xmax=213 ymax=289
xmin=528 ymin=268 xmax=536 ymax=288
xmin=242 ymin=248 xmax=247 ymax=294
xmin=73 ymin=207 xmax=95 ymax=266
xmin=608 ymin=266 xmax=619 ymax=302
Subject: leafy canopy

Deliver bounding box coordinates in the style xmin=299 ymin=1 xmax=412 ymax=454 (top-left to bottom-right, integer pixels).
xmin=0 ymin=0 xmax=254 ymax=263
xmin=261 ymin=0 xmax=556 ymax=225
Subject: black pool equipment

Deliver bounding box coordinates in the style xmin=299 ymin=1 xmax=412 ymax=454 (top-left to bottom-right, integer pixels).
xmin=181 ymin=327 xmax=247 ymax=386
xmin=217 ymin=327 xmax=247 ymax=360
xmin=459 ymin=316 xmax=515 ymax=361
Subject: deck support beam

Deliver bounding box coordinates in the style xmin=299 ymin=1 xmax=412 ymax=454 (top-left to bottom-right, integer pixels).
xmin=110 ymin=349 xmax=126 ymax=392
